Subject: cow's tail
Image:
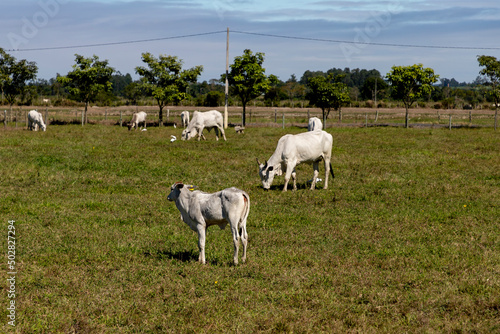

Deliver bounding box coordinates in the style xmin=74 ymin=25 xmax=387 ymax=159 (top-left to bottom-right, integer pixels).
xmin=330 ymin=163 xmax=335 ymax=179
xmin=239 ymin=192 xmax=250 ymax=236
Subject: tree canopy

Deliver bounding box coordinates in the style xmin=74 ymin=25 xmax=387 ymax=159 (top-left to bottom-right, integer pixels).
xmin=223 ymin=49 xmax=276 ymax=126
xmin=136 ymin=53 xmax=203 ymax=123
xmin=386 ymin=64 xmax=439 ymax=128
xmin=0 ymin=48 xmax=38 ymax=107
xmin=57 ymin=54 xmax=114 ymax=124
xmin=306 ymin=74 xmax=350 ymax=123
xmin=477 ymin=55 xmax=500 ymax=129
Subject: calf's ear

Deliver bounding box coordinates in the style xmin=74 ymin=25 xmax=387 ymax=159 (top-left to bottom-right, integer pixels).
xmin=174 ymin=182 xmax=184 ymax=189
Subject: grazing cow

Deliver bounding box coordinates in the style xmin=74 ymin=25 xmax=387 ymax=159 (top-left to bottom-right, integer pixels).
xmin=181 ymin=110 xmax=226 ymax=141
xmin=307 ymin=117 xmax=323 ymax=131
xmin=257 ymin=130 xmax=334 ymax=191
xmin=128 ymin=111 xmax=147 ymax=130
xmin=180 ymin=111 xmax=190 ymax=128
xmin=167 ymin=182 xmax=250 ymax=265
xmin=27 ymin=110 xmax=46 ymax=132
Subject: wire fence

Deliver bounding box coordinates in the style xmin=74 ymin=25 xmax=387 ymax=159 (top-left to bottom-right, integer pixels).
xmin=2 ymin=106 xmax=498 ymax=130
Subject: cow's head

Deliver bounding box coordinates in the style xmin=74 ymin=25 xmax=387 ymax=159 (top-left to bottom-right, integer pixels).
xmin=127 ymin=123 xmax=134 ymax=131
xmin=181 ymin=128 xmax=196 ymax=141
xmin=257 ymin=159 xmax=276 ymax=190
xmin=167 ymin=182 xmax=184 ymax=201
xmin=40 ymin=123 xmax=47 ymax=132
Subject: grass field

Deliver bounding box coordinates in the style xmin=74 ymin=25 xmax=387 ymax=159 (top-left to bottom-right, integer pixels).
xmin=0 ymin=122 xmax=499 ymax=333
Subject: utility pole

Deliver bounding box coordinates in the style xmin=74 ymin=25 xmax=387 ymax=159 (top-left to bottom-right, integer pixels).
xmin=224 ymin=27 xmax=229 ymax=129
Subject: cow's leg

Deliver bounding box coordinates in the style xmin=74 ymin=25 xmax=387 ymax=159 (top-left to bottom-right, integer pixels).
xmin=240 ymin=223 xmax=248 ymax=264
xmin=197 ymin=225 xmax=207 ymax=264
xmin=283 ymin=162 xmax=295 ymax=192
xmin=311 ymin=162 xmax=319 ymax=190
xmin=230 ymin=223 xmax=240 ymax=265
xmin=218 ymin=125 xmax=227 ymax=141
xmin=324 ymin=158 xmax=331 ymax=189
xmin=198 ymin=127 xmax=207 ymax=141
xmin=292 ymin=168 xmax=297 ymax=191
xmin=214 ymin=127 xmax=220 ymax=141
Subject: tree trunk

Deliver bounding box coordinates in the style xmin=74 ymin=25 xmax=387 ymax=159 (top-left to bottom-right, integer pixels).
xmin=405 ymin=105 xmax=409 ymax=128
xmin=85 ymin=101 xmax=89 ymax=124
xmin=242 ymin=103 xmax=246 ymax=126
xmin=158 ymin=105 xmax=164 ymax=126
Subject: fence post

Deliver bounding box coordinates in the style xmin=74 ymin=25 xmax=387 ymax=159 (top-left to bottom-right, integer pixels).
xmin=365 ymin=113 xmax=368 ymax=128
xmin=282 ymin=113 xmax=285 ymax=129
xmin=120 ymin=111 xmax=123 ymax=127
xmin=15 ymin=108 xmax=18 ymax=128
xmin=4 ymin=110 xmax=6 ymax=127
xmin=307 ymin=109 xmax=310 ymax=120
xmin=45 ymin=108 xmax=48 ymax=126
xmin=449 ymin=114 xmax=452 ymax=130
xmin=275 ymin=109 xmax=277 ymax=123
xmin=81 ymin=109 xmax=84 ymax=126
xmin=105 ymin=109 xmax=107 ymax=121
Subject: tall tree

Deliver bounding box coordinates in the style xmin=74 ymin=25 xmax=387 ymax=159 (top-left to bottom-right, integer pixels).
xmin=306 ymin=74 xmax=350 ymax=124
xmin=386 ymin=64 xmax=439 ymax=128
xmin=136 ymin=53 xmax=203 ymax=124
xmin=477 ymin=55 xmax=500 ymax=130
xmin=57 ymin=54 xmax=114 ymax=124
xmin=223 ymin=49 xmax=275 ymax=126
xmin=0 ymin=48 xmax=38 ymax=108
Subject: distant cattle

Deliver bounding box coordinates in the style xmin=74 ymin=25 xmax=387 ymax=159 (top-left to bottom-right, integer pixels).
xmin=307 ymin=117 xmax=323 ymax=131
xmin=167 ymin=182 xmax=250 ymax=265
xmin=181 ymin=111 xmax=190 ymax=128
xmin=181 ymin=110 xmax=226 ymax=141
xmin=257 ymin=130 xmax=334 ymax=191
xmin=27 ymin=110 xmax=46 ymax=132
xmin=128 ymin=111 xmax=147 ymax=130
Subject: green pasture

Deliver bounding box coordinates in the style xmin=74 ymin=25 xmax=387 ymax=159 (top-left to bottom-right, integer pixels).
xmin=0 ymin=123 xmax=498 ymax=333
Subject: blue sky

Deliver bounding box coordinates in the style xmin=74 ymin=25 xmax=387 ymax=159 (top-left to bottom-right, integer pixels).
xmin=1 ymin=0 xmax=500 ymax=83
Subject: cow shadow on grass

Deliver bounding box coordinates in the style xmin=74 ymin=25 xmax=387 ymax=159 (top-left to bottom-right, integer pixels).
xmin=256 ymin=182 xmax=320 ymax=191
xmin=144 ymin=249 xmax=198 ymax=262
xmin=144 ymin=249 xmax=228 ymax=266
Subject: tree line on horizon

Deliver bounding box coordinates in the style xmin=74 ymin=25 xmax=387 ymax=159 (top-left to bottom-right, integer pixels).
xmin=1 ymin=47 xmax=499 ymax=129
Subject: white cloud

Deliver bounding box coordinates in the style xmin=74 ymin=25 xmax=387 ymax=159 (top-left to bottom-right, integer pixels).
xmin=0 ymin=0 xmax=499 ymax=83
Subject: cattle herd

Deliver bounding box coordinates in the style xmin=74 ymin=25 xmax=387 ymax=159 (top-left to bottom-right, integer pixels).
xmin=28 ymin=108 xmax=333 ymax=265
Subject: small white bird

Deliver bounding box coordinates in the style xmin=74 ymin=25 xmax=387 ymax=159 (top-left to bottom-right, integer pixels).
xmin=141 ymin=128 xmax=147 ymax=131
xmin=170 ymin=135 xmax=177 ymax=143
xmin=173 ymin=124 xmax=177 ymax=128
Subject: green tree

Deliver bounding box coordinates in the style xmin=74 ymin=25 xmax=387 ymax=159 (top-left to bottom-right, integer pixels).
xmin=360 ymin=77 xmax=388 ymax=101
xmin=477 ymin=55 xmax=500 ymax=130
xmin=136 ymin=53 xmax=202 ymax=124
xmin=386 ymin=64 xmax=439 ymax=128
xmin=123 ymin=81 xmax=143 ymax=106
xmin=57 ymin=54 xmax=114 ymax=124
xmin=222 ymin=49 xmax=275 ymax=126
xmin=306 ymin=74 xmax=350 ymax=124
xmin=0 ymin=48 xmax=38 ymax=108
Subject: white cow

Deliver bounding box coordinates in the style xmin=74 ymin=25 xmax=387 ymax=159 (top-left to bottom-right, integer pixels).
xmin=307 ymin=117 xmax=323 ymax=131
xmin=180 ymin=111 xmax=190 ymax=128
xmin=257 ymin=130 xmax=334 ymax=191
xmin=128 ymin=111 xmax=147 ymax=130
xmin=27 ymin=110 xmax=46 ymax=131
xmin=181 ymin=110 xmax=226 ymax=141
xmin=167 ymin=182 xmax=250 ymax=265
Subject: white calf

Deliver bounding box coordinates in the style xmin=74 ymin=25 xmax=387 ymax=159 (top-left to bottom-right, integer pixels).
xmin=181 ymin=110 xmax=226 ymax=141
xmin=27 ymin=110 xmax=46 ymax=131
xmin=167 ymin=182 xmax=250 ymax=265
xmin=128 ymin=111 xmax=147 ymax=130
xmin=181 ymin=111 xmax=190 ymax=128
